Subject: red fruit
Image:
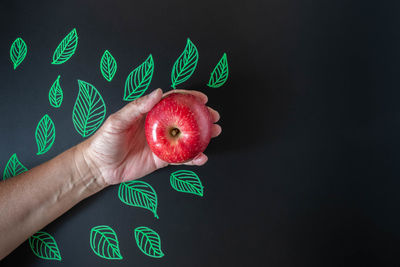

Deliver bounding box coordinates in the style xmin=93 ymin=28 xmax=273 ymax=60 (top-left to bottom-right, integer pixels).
xmin=145 ymin=92 xmax=212 ymax=163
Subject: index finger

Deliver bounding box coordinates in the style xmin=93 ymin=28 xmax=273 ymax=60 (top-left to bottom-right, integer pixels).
xmin=163 ymin=89 xmax=208 ymax=104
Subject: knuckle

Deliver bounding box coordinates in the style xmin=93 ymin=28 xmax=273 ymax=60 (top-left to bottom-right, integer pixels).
xmin=104 ymin=114 xmax=119 ymax=130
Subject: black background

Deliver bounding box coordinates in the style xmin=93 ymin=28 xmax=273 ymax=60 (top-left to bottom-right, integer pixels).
xmin=1 ymin=0 xmax=400 ymax=266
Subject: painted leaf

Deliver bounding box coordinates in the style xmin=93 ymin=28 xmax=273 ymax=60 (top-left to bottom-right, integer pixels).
xmin=118 ymin=181 xmax=159 ymax=218
xmin=72 ymin=80 xmax=106 ymax=137
xmin=3 ymin=153 xmax=28 ymax=180
xmin=90 ymin=225 xmax=122 ymax=260
xmin=35 ymin=114 xmax=56 ymax=155
xmin=48 ymin=75 xmax=63 ymax=108
xmin=171 ymin=38 xmax=199 ymax=89
xmin=10 ymin=37 xmax=27 ymax=69
xmin=170 ymin=170 xmax=204 ymax=196
xmin=29 ymin=231 xmax=61 ymax=261
xmin=207 ymin=53 xmax=229 ymax=88
xmin=100 ymin=50 xmax=117 ymax=82
xmin=134 ymin=226 xmax=164 ymax=258
xmin=51 ymin=28 xmax=78 ymax=64
xmin=123 ymin=54 xmax=154 ymax=101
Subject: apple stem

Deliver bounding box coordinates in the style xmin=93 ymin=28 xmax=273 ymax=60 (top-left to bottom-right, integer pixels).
xmin=170 ymin=128 xmax=180 ymax=137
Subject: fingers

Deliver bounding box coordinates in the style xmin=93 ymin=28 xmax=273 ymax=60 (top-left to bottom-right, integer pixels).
xmin=211 ymin=124 xmax=222 ymax=138
xmin=154 ymin=152 xmax=208 ymax=167
xmin=126 ymin=88 xmax=163 ymax=115
xmin=208 ymin=107 xmax=220 ymax=123
xmin=183 ymin=153 xmax=208 ymax=166
xmin=110 ymin=89 xmax=163 ymax=130
xmin=164 ymin=89 xmax=208 ymax=104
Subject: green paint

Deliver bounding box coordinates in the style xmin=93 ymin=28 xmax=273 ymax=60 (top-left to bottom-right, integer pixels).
xmin=52 ymin=28 xmax=78 ymax=64
xmin=134 ymin=226 xmax=164 ymax=258
xmin=207 ymin=53 xmax=229 ymax=88
xmin=48 ymin=75 xmax=63 ymax=108
xmin=35 ymin=114 xmax=56 ymax=155
xmin=10 ymin=37 xmax=27 ymax=69
xmin=90 ymin=225 xmax=122 ymax=260
xmin=124 ymin=54 xmax=154 ymax=101
xmin=3 ymin=153 xmax=28 ymax=180
xmin=170 ymin=170 xmax=204 ymax=196
xmin=171 ymin=38 xmax=199 ymax=88
xmin=72 ymin=80 xmax=106 ymax=137
xmin=100 ymin=50 xmax=117 ymax=82
xmin=29 ymin=231 xmax=61 ymax=261
xmin=118 ymin=181 xmax=159 ymax=219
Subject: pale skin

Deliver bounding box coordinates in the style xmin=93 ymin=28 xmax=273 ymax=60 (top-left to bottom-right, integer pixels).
xmin=0 ymin=88 xmax=221 ymax=260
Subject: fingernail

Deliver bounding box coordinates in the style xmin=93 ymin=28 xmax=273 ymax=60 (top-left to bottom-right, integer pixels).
xmin=150 ymin=88 xmax=162 ymax=97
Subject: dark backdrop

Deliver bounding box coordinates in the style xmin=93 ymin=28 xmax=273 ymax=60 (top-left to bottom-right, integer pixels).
xmin=1 ymin=0 xmax=400 ymax=266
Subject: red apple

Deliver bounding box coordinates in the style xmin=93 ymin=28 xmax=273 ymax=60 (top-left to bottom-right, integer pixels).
xmin=145 ymin=92 xmax=212 ymax=163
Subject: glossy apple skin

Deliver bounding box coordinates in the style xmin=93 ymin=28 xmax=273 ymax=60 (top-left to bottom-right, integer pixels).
xmin=145 ymin=93 xmax=212 ymax=163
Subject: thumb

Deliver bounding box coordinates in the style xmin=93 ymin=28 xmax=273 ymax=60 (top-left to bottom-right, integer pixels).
xmin=110 ymin=88 xmax=163 ymax=129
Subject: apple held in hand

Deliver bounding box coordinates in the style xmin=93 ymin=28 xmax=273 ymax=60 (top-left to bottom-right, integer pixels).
xmin=145 ymin=92 xmax=212 ymax=163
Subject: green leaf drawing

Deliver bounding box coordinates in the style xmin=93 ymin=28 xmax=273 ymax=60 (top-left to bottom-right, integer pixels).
xmin=10 ymin=37 xmax=27 ymax=69
xmin=100 ymin=50 xmax=117 ymax=82
xmin=118 ymin=181 xmax=159 ymax=218
xmin=207 ymin=53 xmax=229 ymax=88
xmin=170 ymin=170 xmax=204 ymax=196
xmin=51 ymin=28 xmax=78 ymax=64
xmin=72 ymin=80 xmax=106 ymax=137
xmin=29 ymin=231 xmax=61 ymax=261
xmin=48 ymin=75 xmax=63 ymax=108
xmin=171 ymin=38 xmax=199 ymax=89
xmin=3 ymin=153 xmax=28 ymax=180
xmin=35 ymin=114 xmax=56 ymax=155
xmin=90 ymin=225 xmax=122 ymax=260
xmin=123 ymin=54 xmax=154 ymax=101
xmin=134 ymin=226 xmax=164 ymax=258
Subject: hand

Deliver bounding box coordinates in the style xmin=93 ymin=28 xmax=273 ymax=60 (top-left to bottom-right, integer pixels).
xmin=78 ymin=88 xmax=221 ymax=186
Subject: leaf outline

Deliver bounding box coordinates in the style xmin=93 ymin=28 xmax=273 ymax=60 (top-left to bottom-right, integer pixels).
xmin=171 ymin=38 xmax=199 ymax=88
xmin=170 ymin=170 xmax=204 ymax=196
xmin=29 ymin=231 xmax=61 ymax=261
xmin=72 ymin=80 xmax=106 ymax=137
xmin=100 ymin=50 xmax=117 ymax=82
xmin=3 ymin=153 xmax=28 ymax=180
xmin=123 ymin=54 xmax=154 ymax=101
xmin=35 ymin=114 xmax=56 ymax=155
xmin=207 ymin=53 xmax=229 ymax=88
xmin=118 ymin=181 xmax=159 ymax=218
xmin=90 ymin=225 xmax=122 ymax=260
xmin=51 ymin=28 xmax=78 ymax=64
xmin=10 ymin=37 xmax=27 ymax=69
xmin=134 ymin=226 xmax=164 ymax=258
xmin=48 ymin=75 xmax=63 ymax=108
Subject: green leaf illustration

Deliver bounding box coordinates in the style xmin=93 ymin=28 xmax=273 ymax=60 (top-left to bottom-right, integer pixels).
xmin=134 ymin=226 xmax=164 ymax=258
xmin=72 ymin=80 xmax=106 ymax=137
xmin=3 ymin=153 xmax=28 ymax=180
xmin=170 ymin=170 xmax=204 ymax=196
xmin=123 ymin=54 xmax=154 ymax=101
xmin=171 ymin=38 xmax=199 ymax=89
xmin=35 ymin=114 xmax=56 ymax=155
xmin=90 ymin=225 xmax=122 ymax=260
xmin=207 ymin=53 xmax=229 ymax=88
xmin=51 ymin=28 xmax=78 ymax=64
xmin=100 ymin=50 xmax=117 ymax=82
xmin=29 ymin=231 xmax=61 ymax=261
xmin=118 ymin=181 xmax=159 ymax=218
xmin=48 ymin=75 xmax=63 ymax=108
xmin=10 ymin=37 xmax=27 ymax=69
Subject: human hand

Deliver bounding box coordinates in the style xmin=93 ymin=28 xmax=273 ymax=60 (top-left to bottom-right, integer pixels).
xmin=77 ymin=88 xmax=221 ymax=186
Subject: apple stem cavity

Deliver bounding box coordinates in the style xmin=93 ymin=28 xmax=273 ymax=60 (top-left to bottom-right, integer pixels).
xmin=170 ymin=128 xmax=180 ymax=137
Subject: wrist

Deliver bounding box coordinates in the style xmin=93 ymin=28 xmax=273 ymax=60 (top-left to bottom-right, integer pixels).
xmin=71 ymin=141 xmax=108 ymax=195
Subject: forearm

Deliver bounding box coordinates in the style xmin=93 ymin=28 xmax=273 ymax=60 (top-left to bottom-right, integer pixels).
xmin=0 ymin=142 xmax=105 ymax=259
